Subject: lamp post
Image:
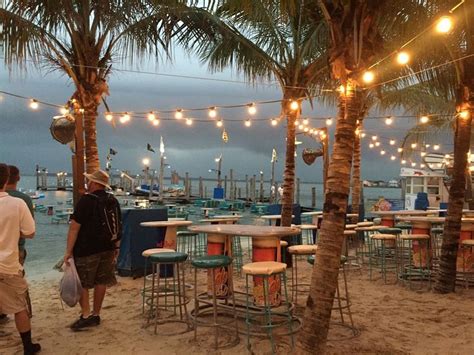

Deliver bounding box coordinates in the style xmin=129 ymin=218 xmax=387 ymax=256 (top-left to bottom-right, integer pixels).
xmin=270 ymin=148 xmax=277 ymax=203
xmin=215 ymin=155 xmax=222 ymax=188
xmin=158 ymin=137 xmax=165 ymax=204
xmin=142 ymin=158 xmax=152 ymax=200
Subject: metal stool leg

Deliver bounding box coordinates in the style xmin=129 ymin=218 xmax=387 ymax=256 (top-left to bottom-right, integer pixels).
xmin=193 ymin=268 xmax=198 ymax=341
xmin=245 ymin=274 xmax=251 ymax=351
xmin=154 ymin=262 xmax=161 ymax=335
xmin=211 ymin=268 xmax=218 ymax=349
xmin=262 ymin=276 xmax=275 ymax=354
xmin=282 ymin=272 xmax=294 ymax=348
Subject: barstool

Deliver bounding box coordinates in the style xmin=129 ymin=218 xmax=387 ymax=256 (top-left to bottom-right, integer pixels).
xmin=343 ymin=230 xmax=361 ymax=273
xmin=295 ymin=224 xmax=318 ymax=244
xmin=280 ymin=240 xmax=288 ymax=263
xmin=141 ymin=248 xmax=174 ymax=314
xmin=399 ymin=234 xmax=431 ymax=288
xmin=177 ymin=231 xmax=199 ymax=263
xmin=430 ymin=227 xmax=443 ymax=260
xmin=147 ymin=251 xmax=191 ymax=334
xmin=307 ymin=255 xmax=356 ymax=335
xmin=461 ymin=240 xmax=474 ymax=288
xmin=232 ymin=236 xmax=244 ymax=274
xmin=354 ymin=225 xmax=380 ymax=265
xmin=369 ymin=234 xmax=398 ymax=283
xmin=191 ymin=255 xmax=239 ymax=349
xmin=242 ymin=261 xmax=294 ymax=354
xmin=287 ymin=244 xmax=318 ymax=305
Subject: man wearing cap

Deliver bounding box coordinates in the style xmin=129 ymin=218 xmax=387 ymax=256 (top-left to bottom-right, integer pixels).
xmin=64 ymin=169 xmax=122 ymax=331
xmin=0 ymin=163 xmax=41 ymax=354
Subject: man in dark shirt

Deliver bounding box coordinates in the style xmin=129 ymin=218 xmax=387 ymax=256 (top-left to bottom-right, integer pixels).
xmin=63 ymin=170 xmax=121 ymax=331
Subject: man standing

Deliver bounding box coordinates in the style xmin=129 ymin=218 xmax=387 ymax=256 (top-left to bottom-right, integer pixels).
xmin=6 ymin=165 xmax=34 ymax=266
xmin=0 ymin=164 xmax=41 ymax=355
xmin=64 ymin=170 xmax=121 ymax=331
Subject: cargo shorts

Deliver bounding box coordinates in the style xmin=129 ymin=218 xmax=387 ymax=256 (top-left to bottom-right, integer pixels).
xmin=74 ymin=250 xmax=117 ymax=289
xmin=0 ymin=272 xmax=29 ymax=315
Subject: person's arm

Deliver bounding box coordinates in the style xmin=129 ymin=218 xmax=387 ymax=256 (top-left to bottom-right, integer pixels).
xmin=19 ymin=200 xmax=35 ymax=239
xmin=64 ymin=220 xmax=81 ymax=264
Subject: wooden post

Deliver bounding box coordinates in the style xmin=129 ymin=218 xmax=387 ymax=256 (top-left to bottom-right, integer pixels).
xmin=252 ymin=175 xmax=257 ymax=202
xmin=311 ymin=187 xmax=316 ymax=209
xmin=224 ymin=175 xmax=228 ymax=199
xmin=204 ymin=186 xmax=208 ymax=198
xmin=245 ymin=174 xmax=249 ymax=201
xmin=271 ymin=159 xmax=275 ymax=203
xmin=296 ymin=178 xmax=301 ymax=205
xmin=35 ymin=165 xmax=40 ymax=189
xmin=199 ymin=177 xmax=203 ymax=198
xmin=238 ymin=187 xmax=241 ymax=199
xmin=322 ymin=127 xmax=329 ymax=195
xmin=259 ymin=172 xmax=264 ymax=202
xmin=229 ymin=169 xmax=234 ymax=200
xmin=185 ymin=172 xmax=190 ymax=199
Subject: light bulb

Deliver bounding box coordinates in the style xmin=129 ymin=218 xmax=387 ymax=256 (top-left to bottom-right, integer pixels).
xmin=120 ymin=113 xmax=130 ymax=124
xmin=390 ymin=139 xmax=396 ymax=145
xmin=372 ymin=135 xmax=378 ymax=141
xmin=385 ymin=117 xmax=393 ymax=125
xmin=433 ymin=144 xmax=440 ymax=151
xmin=420 ymin=163 xmax=426 ymax=168
xmin=309 ymin=129 xmax=314 ymax=134
xmin=369 ymin=143 xmax=374 ymax=148
xmin=411 ymin=162 xmax=417 ymax=167
xmin=375 ymin=142 xmax=381 ymax=147
xmin=298 ymin=124 xmax=304 ymax=130
xmin=216 ymin=119 xmax=223 ymax=128
xmin=142 ymin=158 xmax=150 ymax=166
xmin=445 ymin=154 xmax=450 ymax=158
xmin=147 ymin=112 xmax=156 ymax=121
xmin=294 ymin=120 xmax=299 ymax=126
xmin=401 ymin=160 xmax=406 ymax=165
xmin=290 ymin=100 xmax=299 ymax=111
xmin=105 ymin=113 xmax=113 ymax=122
xmin=421 ymin=151 xmax=426 ymax=157
xmin=60 ymin=106 xmax=69 ymax=115
xmin=361 ymin=132 xmax=366 ymax=138
xmin=398 ymin=148 xmax=403 ymax=153
xmin=304 ymin=127 xmax=309 ymax=132
xmin=303 ymin=118 xmax=309 ymax=125
xmin=208 ymin=107 xmax=217 ymax=118
xmin=30 ymin=99 xmax=39 ymax=110
xmin=425 ymin=144 xmax=431 ymax=148
xmin=152 ymin=119 xmax=160 ymax=126
xmin=185 ymin=118 xmax=193 ymax=126
xmin=362 ymin=71 xmax=375 ymax=84
xmin=326 ymin=118 xmax=333 ymax=126
xmin=396 ymin=51 xmax=410 ymax=65
xmin=380 ymin=150 xmax=386 ymax=155
xmin=391 ymin=156 xmax=396 ymax=161
xmin=175 ymin=109 xmax=183 ymax=120
xmin=247 ymin=103 xmax=257 ymax=115
xmin=337 ymin=85 xmax=345 ymax=95
xmin=411 ymin=143 xmax=417 ymax=149
xmin=271 ymin=118 xmax=278 ymax=126
xmin=459 ymin=110 xmax=470 ymax=119
xmin=420 ymin=115 xmax=429 ymax=124
xmin=245 ymin=119 xmax=251 ymax=127
xmin=436 ymin=16 xmax=453 ymax=34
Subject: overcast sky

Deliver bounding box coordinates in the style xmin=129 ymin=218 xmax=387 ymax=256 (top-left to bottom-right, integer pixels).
xmin=0 ymin=49 xmax=451 ymax=182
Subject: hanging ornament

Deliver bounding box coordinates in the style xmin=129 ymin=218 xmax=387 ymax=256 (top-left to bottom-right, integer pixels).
xmin=302 ymin=148 xmax=323 ymax=166
xmin=222 ymin=129 xmax=229 ymax=143
xmin=50 ymin=114 xmax=75 ymax=144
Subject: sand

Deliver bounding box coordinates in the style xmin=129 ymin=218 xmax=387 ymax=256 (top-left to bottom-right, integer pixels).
xmin=1 ymin=261 xmax=473 ymax=355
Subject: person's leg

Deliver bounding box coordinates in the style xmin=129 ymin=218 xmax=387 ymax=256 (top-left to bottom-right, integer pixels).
xmin=79 ymin=288 xmax=90 ymax=318
xmin=14 ymin=309 xmax=30 ymax=332
xmin=92 ymin=285 xmax=106 ymax=316
xmin=15 ymin=309 xmax=41 ymax=354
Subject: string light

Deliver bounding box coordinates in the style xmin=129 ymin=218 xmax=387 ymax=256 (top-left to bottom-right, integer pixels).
xmin=290 ymin=100 xmax=299 ymax=111
xmin=362 ymin=71 xmax=375 ymax=83
xmin=420 ymin=163 xmax=426 ymax=168
xmin=361 ymin=132 xmax=366 ymax=138
xmin=216 ymin=119 xmax=223 ymax=128
xmin=391 ymin=155 xmax=396 ymax=160
xmin=401 ymin=160 xmax=406 ymax=165
xmin=298 ymin=124 xmax=304 ymax=130
xmin=375 ymin=141 xmax=381 ymax=147
xmin=411 ymin=143 xmax=417 ymax=149
xmin=309 ymin=129 xmax=314 ymax=134
xmin=337 ymin=85 xmax=345 ymax=95
xmin=419 ymin=115 xmax=430 ymax=123
xmin=120 ymin=113 xmax=130 ymax=124
xmin=247 ymin=103 xmax=257 ymax=115
xmin=175 ymin=109 xmax=183 ymax=120
xmin=369 ymin=143 xmax=374 ymax=148
xmin=271 ymin=118 xmax=278 ymax=126
xmin=147 ymin=112 xmax=156 ymax=121
xmin=411 ymin=162 xmax=417 ymax=167
xmin=186 ymin=118 xmax=193 ymax=125
xmin=459 ymin=110 xmax=470 ymax=119
xmin=303 ymin=118 xmax=309 ymax=125
xmin=445 ymin=154 xmax=450 ymax=158
xmin=390 ymin=139 xmax=396 ymax=145
xmin=425 ymin=144 xmax=431 ymax=148
xmin=245 ymin=119 xmax=252 ymax=127
xmin=208 ymin=107 xmax=217 ymax=118
xmin=385 ymin=117 xmax=393 ymax=125
xmin=436 ymin=16 xmax=453 ymax=34
xmin=371 ymin=135 xmax=378 ymax=141
xmin=398 ymin=148 xmax=403 ymax=153
xmin=304 ymin=127 xmax=309 ymax=132
xmin=294 ymin=120 xmax=299 ymax=126
xmin=152 ymin=119 xmax=160 ymax=126
xmin=60 ymin=106 xmax=69 ymax=115
xmin=105 ymin=113 xmax=113 ymax=122
xmin=421 ymin=151 xmax=427 ymax=157
xmin=396 ymin=51 xmax=410 ymax=65
xmin=433 ymin=144 xmax=440 ymax=150
xmin=29 ymin=99 xmax=39 ymax=110
xmin=326 ymin=118 xmax=333 ymax=126
xmin=380 ymin=150 xmax=386 ymax=155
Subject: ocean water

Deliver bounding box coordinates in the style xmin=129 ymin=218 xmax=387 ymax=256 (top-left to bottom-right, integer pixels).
xmin=15 ymin=176 xmax=401 ymax=279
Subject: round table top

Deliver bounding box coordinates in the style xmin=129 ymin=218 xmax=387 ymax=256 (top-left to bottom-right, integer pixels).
xmin=141 ymin=220 xmax=193 ymax=228
xmin=188 ymin=224 xmax=301 ymax=238
xmin=210 ymin=215 xmax=242 ymax=219
xmin=397 ymin=216 xmax=474 ymax=223
xmin=301 ymin=211 xmax=323 ymax=216
xmin=261 ymin=214 xmax=294 ymax=220
xmin=199 ymin=217 xmax=240 ymax=223
xmin=371 ymin=210 xmax=440 ymax=216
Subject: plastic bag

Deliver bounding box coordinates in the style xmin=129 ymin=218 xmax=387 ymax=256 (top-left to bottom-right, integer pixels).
xmin=59 ymin=258 xmax=83 ymax=307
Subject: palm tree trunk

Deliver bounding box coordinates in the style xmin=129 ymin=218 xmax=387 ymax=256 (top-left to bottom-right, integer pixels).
xmin=281 ymin=103 xmax=298 ymax=227
xmin=434 ymin=105 xmax=472 ymax=293
xmin=351 ymin=121 xmax=361 ymax=223
xmin=297 ymin=85 xmax=363 ymax=354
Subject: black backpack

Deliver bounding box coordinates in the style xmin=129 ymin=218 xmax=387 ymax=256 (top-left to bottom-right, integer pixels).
xmin=90 ymin=193 xmax=121 ymax=242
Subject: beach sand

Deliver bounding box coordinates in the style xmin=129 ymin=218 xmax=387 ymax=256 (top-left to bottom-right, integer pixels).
xmin=1 ymin=261 xmax=473 ymax=355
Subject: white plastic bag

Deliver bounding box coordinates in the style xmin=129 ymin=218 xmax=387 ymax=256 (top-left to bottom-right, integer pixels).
xmin=59 ymin=258 xmax=83 ymax=307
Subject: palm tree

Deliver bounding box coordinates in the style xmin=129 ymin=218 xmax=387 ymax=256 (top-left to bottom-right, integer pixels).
xmin=180 ymin=0 xmax=329 ymax=227
xmin=0 ymin=0 xmax=212 ymax=177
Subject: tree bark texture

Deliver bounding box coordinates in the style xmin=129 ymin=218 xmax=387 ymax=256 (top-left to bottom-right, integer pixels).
xmin=297 ymin=87 xmax=363 ymax=354
xmin=351 ymin=120 xmax=361 ymax=223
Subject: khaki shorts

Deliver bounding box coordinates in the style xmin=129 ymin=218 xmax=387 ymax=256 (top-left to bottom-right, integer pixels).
xmin=0 ymin=273 xmax=29 ymax=315
xmin=75 ymin=250 xmax=117 ymax=289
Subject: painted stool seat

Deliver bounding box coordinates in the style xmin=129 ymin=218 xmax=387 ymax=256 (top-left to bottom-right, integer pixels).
xmin=394 ymin=224 xmax=412 ymax=230
xmin=357 ymin=221 xmax=373 ymax=227
xmin=344 ymin=230 xmax=357 ymax=235
xmin=149 ymin=252 xmax=188 ymax=263
xmin=242 ymin=261 xmax=287 ymax=276
xmin=371 ymin=233 xmax=397 ymax=240
xmin=142 ymin=248 xmax=174 ymax=257
xmin=191 ymin=255 xmax=232 ymax=269
xmin=461 ymin=239 xmax=474 ymax=246
xmin=400 ymin=234 xmax=430 ymax=240
xmin=280 ymin=240 xmax=288 ymax=247
xmin=345 ymin=224 xmax=358 ymax=230
xmin=377 ymin=228 xmax=403 ymax=235
xmin=288 ymin=244 xmax=318 ymax=255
